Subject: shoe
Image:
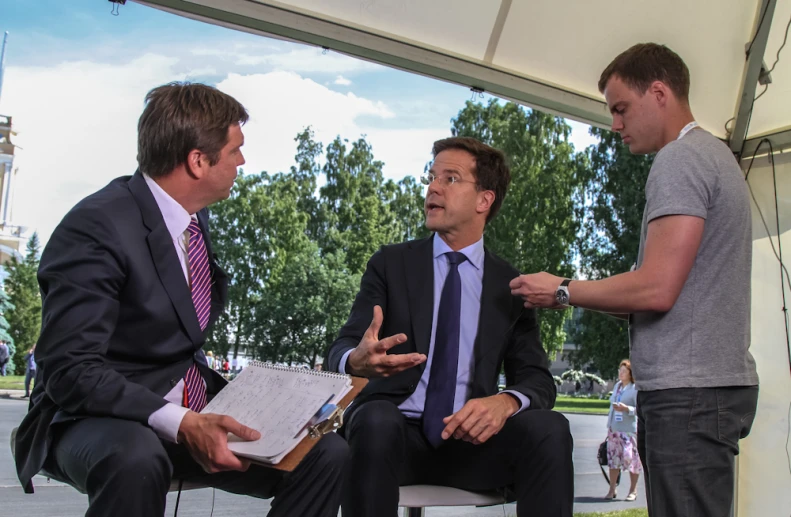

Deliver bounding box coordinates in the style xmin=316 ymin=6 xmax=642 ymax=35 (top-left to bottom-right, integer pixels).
xmin=625 ymin=492 xmax=637 ymax=501
xmin=604 ymin=492 xmax=617 ymax=500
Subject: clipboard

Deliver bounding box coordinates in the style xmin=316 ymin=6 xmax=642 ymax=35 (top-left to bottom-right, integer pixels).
xmin=270 ymin=375 xmax=367 ymax=471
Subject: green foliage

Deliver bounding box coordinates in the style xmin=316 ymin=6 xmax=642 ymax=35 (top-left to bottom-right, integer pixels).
xmin=572 ymin=128 xmax=654 ymax=378
xmin=449 ymin=100 xmax=587 ymax=356
xmin=560 ymin=369 xmax=606 ymax=386
xmin=4 ymin=233 xmax=42 ymax=375
xmin=553 ymin=395 xmax=611 ymax=415
xmin=207 ymin=128 xmax=427 ymax=365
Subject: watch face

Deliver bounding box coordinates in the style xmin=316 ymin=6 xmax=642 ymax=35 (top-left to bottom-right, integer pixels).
xmin=556 ymin=289 xmax=569 ymax=305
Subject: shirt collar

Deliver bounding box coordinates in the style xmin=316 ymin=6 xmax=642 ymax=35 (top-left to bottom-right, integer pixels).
xmin=143 ymin=174 xmax=193 ymax=241
xmin=432 ymin=233 xmax=484 ymax=270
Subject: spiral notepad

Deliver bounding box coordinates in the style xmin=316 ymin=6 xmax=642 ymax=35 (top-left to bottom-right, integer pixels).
xmin=201 ymin=361 xmax=353 ymax=464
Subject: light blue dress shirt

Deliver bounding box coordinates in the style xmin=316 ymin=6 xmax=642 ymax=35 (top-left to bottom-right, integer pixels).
xmin=341 ymin=233 xmax=529 ymax=418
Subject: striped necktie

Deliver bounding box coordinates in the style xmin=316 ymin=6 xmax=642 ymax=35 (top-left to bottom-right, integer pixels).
xmin=183 ymin=218 xmax=211 ymax=412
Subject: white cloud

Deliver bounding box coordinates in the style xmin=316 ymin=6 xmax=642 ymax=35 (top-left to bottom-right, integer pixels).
xmin=234 ymin=48 xmax=382 ymax=74
xmin=217 ymin=71 xmax=395 ymax=177
xmin=0 ymin=58 xmax=413 ymax=244
xmin=0 ymin=54 xmax=184 ymax=243
xmin=334 ymin=75 xmax=352 ymax=86
xmin=189 ymin=45 xmax=383 ymax=76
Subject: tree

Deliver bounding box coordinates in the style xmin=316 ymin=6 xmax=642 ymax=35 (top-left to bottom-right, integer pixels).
xmin=4 ymin=233 xmax=42 ymax=374
xmin=449 ymin=100 xmax=587 ymax=356
xmin=0 ymin=287 xmax=15 ymax=373
xmin=206 ymin=128 xmax=428 ymax=366
xmin=571 ymin=127 xmax=654 ymax=379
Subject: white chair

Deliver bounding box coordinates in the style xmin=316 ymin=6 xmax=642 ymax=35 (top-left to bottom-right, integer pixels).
xmin=398 ymin=484 xmax=508 ymax=517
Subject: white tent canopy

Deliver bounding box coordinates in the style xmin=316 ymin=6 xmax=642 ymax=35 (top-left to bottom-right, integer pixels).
xmin=131 ymin=1 xmax=791 ymax=515
xmin=136 ymin=0 xmax=791 ymax=157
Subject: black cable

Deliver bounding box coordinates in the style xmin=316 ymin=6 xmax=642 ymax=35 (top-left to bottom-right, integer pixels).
xmin=767 ymin=14 xmax=791 ymax=74
xmin=174 ymin=480 xmax=183 ymax=516
xmin=743 ymin=138 xmax=791 ymax=479
xmin=747 ymin=1 xmax=771 ymax=57
xmin=744 ymin=139 xmax=791 ymax=361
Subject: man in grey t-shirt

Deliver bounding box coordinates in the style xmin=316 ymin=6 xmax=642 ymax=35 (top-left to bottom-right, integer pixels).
xmin=511 ymin=43 xmax=758 ymax=517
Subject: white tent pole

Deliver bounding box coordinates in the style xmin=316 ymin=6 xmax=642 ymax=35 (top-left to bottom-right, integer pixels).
xmin=730 ymin=0 xmax=777 ymax=156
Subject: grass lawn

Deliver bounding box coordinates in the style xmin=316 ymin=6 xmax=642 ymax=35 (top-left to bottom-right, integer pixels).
xmin=554 ymin=395 xmax=610 ymax=415
xmin=0 ymin=375 xmax=27 ymax=390
xmin=574 ymin=510 xmax=648 ymax=517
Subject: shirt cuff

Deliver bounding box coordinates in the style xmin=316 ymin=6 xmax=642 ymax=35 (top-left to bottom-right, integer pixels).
xmin=339 ymin=349 xmax=354 ymax=375
xmin=148 ymin=402 xmax=190 ymax=443
xmin=501 ymin=390 xmax=531 ymax=416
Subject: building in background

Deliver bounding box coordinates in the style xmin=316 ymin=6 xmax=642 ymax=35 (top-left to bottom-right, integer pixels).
xmin=0 ymin=32 xmax=25 ymax=268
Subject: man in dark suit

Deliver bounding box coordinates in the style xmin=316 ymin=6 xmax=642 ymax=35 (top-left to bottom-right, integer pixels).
xmin=326 ymin=137 xmax=574 ymax=517
xmin=14 ymin=82 xmax=347 ymax=517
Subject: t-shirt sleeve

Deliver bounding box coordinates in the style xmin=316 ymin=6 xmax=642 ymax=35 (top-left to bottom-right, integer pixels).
xmin=644 ymin=142 xmax=716 ymax=223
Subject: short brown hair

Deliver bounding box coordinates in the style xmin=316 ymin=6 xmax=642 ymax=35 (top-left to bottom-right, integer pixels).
xmin=137 ymin=82 xmax=249 ymax=178
xmin=598 ymin=43 xmax=690 ymax=102
xmin=431 ymin=137 xmax=511 ymax=222
xmin=619 ymin=359 xmax=635 ymax=384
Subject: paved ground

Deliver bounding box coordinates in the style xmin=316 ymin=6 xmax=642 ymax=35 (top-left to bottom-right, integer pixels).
xmin=0 ymin=392 xmax=646 ymax=516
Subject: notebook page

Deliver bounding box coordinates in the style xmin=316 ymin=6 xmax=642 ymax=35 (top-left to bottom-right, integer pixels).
xmin=201 ymin=364 xmax=351 ymax=460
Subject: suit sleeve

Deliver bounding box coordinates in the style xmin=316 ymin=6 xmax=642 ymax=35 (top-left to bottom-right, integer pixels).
xmin=35 ymin=206 xmax=168 ymax=423
xmin=503 ymin=307 xmax=557 ymax=410
xmin=326 ymin=248 xmax=387 ymax=372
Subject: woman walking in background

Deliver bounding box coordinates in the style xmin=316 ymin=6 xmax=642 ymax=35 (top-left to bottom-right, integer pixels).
xmin=23 ymin=346 xmax=36 ymax=398
xmin=604 ymin=359 xmax=641 ymax=501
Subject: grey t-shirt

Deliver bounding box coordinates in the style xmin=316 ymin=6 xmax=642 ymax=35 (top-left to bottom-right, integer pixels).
xmin=629 ymin=128 xmax=759 ymax=391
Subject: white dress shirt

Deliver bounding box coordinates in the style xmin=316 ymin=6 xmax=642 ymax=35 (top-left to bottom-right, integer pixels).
xmin=143 ymin=174 xmax=202 ymax=443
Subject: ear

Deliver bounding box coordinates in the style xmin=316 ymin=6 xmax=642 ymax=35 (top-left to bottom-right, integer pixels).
xmin=650 ymin=80 xmax=669 ymax=108
xmin=476 ymin=190 xmax=496 ymax=216
xmin=185 ymin=149 xmax=208 ymax=179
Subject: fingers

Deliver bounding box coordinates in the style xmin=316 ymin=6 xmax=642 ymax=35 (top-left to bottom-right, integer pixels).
xmin=509 ymin=275 xmax=525 ymax=290
xmin=209 ymin=447 xmax=249 ymax=473
xmin=374 ymin=333 xmax=408 ymax=353
xmin=374 ymin=352 xmax=426 ymax=376
xmin=441 ymin=403 xmax=474 ymax=441
xmin=474 ymin=425 xmax=499 ymax=445
xmin=365 ymin=305 xmax=384 ymax=340
xmin=219 ymin=415 xmax=261 ymax=441
xmin=464 ymin=418 xmax=490 ymax=443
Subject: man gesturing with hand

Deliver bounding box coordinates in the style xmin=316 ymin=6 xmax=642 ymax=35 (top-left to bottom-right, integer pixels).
xmin=326 ymin=137 xmax=572 ymax=517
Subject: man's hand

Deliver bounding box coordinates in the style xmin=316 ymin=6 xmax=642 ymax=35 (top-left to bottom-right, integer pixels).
xmin=347 ymin=305 xmax=426 ymax=378
xmin=509 ymin=272 xmax=565 ymax=309
xmin=440 ymin=394 xmax=520 ymax=445
xmin=177 ymin=412 xmax=261 ymax=473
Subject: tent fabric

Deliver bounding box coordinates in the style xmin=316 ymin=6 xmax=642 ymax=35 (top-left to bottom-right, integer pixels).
xmin=740 ymin=152 xmax=791 ymax=517
xmin=137 ymin=0 xmax=789 ymax=150
xmin=131 ymin=1 xmax=791 ymax=515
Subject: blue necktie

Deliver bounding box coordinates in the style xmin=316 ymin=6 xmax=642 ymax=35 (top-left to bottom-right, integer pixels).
xmin=423 ymin=251 xmax=467 ymax=447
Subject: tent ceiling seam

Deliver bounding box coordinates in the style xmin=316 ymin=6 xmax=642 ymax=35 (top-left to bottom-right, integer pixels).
xmin=483 ymin=0 xmax=512 ymax=64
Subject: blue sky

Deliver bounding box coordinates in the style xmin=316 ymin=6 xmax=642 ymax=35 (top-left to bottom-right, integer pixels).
xmin=0 ymin=0 xmax=597 ymax=243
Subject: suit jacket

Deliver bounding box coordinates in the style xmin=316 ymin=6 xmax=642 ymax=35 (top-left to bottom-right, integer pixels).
xmin=326 ymin=236 xmax=556 ymax=420
xmin=15 ymin=171 xmax=228 ymax=493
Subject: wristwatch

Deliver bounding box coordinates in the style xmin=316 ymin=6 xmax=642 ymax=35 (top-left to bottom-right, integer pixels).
xmin=555 ymin=279 xmax=572 ymax=306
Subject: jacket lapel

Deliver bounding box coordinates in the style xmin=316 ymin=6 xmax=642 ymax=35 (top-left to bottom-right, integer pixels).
xmin=405 ymin=236 xmax=435 ymax=356
xmin=473 ymin=249 xmax=513 ymax=370
xmin=127 ymin=171 xmax=204 ymax=346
